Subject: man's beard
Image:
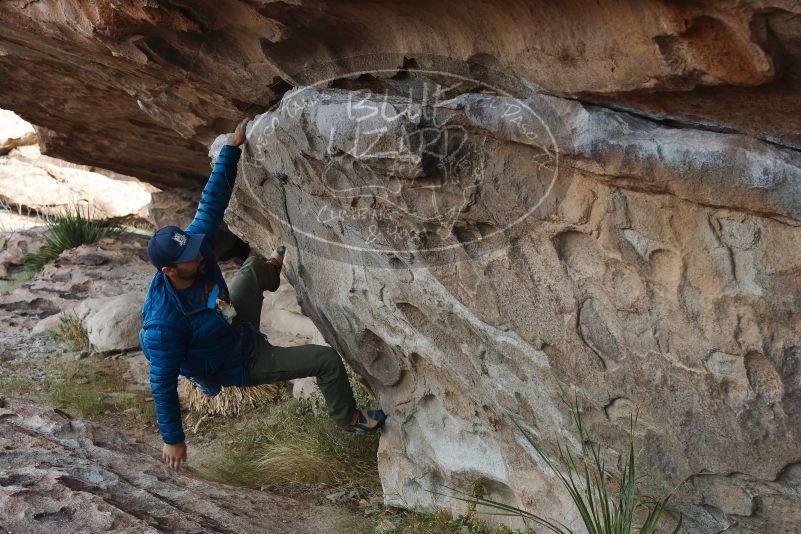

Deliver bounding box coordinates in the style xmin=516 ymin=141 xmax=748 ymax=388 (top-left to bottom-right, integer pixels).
xmin=176 ymin=260 xmax=206 ymax=280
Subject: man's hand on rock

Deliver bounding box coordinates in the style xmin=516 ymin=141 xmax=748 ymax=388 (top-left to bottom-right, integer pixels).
xmin=227 ymin=117 xmax=250 ymax=147
xmin=162 ymin=441 xmax=187 ymax=472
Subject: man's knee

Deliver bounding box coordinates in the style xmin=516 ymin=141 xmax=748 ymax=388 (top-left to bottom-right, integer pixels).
xmin=240 ymin=255 xmax=269 ymax=275
xmin=317 ymin=346 xmax=346 ymax=375
xmin=240 ymin=256 xmax=280 ymax=292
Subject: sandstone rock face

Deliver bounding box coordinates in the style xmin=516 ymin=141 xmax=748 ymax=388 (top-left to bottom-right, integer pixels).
xmin=3 ymin=1 xmax=801 ymax=532
xmin=0 ymin=109 xmax=35 ymax=153
xmin=0 ymin=110 xmax=158 ymax=232
xmin=222 ymin=86 xmax=801 ymax=532
xmin=0 ymin=396 xmax=321 ymax=533
xmin=145 ymin=186 xmax=199 ymax=230
xmin=2 ymin=1 xmax=801 ymax=185
xmin=260 ymin=274 xmax=326 ymax=347
xmin=0 ymin=228 xmax=44 ymax=279
xmin=0 ymin=143 xmax=156 ymax=221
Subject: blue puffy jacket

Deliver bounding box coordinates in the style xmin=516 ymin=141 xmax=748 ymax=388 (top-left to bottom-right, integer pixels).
xmin=139 ymin=144 xmax=253 ymax=444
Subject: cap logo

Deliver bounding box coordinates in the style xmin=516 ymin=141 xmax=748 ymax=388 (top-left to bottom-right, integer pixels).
xmin=172 ymin=232 xmax=187 ymax=247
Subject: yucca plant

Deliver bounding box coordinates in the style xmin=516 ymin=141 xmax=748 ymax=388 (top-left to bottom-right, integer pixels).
xmin=23 ymin=205 xmax=122 ymax=272
xmin=440 ymin=395 xmax=688 ymax=534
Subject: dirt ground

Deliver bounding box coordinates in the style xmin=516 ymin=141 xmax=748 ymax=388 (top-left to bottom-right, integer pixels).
xmin=0 ymin=328 xmax=383 ymax=534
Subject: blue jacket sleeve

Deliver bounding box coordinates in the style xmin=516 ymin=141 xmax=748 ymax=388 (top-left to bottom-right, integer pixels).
xmin=141 ymin=323 xmax=187 ymax=444
xmin=185 ymin=144 xmax=242 ymax=237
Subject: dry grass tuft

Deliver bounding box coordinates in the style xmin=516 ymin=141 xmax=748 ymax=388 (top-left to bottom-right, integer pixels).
xmin=192 ymin=384 xmax=381 ymax=493
xmin=54 ymin=313 xmax=90 ymax=351
xmin=180 ymin=379 xmax=282 ymax=416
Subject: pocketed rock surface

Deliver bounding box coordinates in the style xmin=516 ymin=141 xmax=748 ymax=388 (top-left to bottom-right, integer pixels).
xmin=3 ymin=1 xmax=801 ymax=532
xmin=222 ymin=86 xmax=801 ymax=533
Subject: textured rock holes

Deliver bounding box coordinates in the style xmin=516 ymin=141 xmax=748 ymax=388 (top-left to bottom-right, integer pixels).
xmin=386 ymin=255 xmax=414 ymax=283
xmin=604 ymin=397 xmax=637 ymax=425
xmin=648 ymin=248 xmax=682 ymax=295
xmin=552 ymin=230 xmax=623 ymax=370
xmin=704 ymin=349 xmax=785 ymax=407
xmin=577 ymin=299 xmax=622 ymax=370
xmin=451 ymin=221 xmax=499 ymax=259
xmin=704 ymin=349 xmax=750 ymax=407
xmin=233 ymin=198 xmax=274 ymax=237
xmin=552 ymin=230 xmax=605 ymax=280
xmin=745 ymin=350 xmax=784 ymax=404
xmin=619 ymin=226 xmax=682 ymax=295
xmin=653 ymin=16 xmax=775 ymax=87
xmin=357 ymin=329 xmax=402 ymax=386
xmin=411 ymin=394 xmax=510 ymax=483
xmin=694 ymin=474 xmax=755 ymax=517
xmin=395 ymin=301 xmax=462 ymax=363
xmin=779 ymin=346 xmax=801 ymax=420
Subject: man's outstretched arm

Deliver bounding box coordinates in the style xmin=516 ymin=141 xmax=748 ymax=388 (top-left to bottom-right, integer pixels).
xmin=185 ymin=117 xmax=250 ymax=237
xmin=141 ymin=323 xmax=188 ymax=470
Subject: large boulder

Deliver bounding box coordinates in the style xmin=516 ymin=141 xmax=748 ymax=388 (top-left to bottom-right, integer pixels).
xmin=0 ymin=143 xmax=156 ymax=220
xmin=0 ymin=109 xmax=157 ymax=230
xmin=3 ymin=1 xmax=801 ymax=532
xmin=0 ymin=108 xmax=35 ymax=154
xmin=73 ymin=293 xmax=145 ymax=352
xmin=221 ymin=86 xmax=801 ymax=533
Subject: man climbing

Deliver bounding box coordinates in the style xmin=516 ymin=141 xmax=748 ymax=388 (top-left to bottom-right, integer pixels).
xmin=139 ymin=117 xmax=386 ymax=472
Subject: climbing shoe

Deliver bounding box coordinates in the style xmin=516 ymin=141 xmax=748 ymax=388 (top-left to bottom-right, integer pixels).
xmin=343 ymin=409 xmax=387 ymax=433
xmin=268 ymin=245 xmax=286 ymax=270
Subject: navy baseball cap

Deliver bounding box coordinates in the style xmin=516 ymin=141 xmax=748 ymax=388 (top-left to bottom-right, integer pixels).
xmin=147 ymin=226 xmax=205 ymax=270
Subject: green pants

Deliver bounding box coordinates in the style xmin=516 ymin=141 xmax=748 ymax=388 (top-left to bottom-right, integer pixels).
xmin=228 ymin=256 xmax=356 ymax=427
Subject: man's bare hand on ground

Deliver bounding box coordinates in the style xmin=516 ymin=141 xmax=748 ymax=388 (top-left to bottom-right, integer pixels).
xmin=162 ymin=441 xmax=187 ymax=472
xmin=227 ymin=117 xmax=250 ymax=147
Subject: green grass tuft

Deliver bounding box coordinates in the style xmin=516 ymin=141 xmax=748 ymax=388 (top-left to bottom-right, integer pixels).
xmin=110 ymin=391 xmax=157 ymax=424
xmin=387 ymin=484 xmax=522 ymax=534
xmin=0 ymin=376 xmax=36 ymax=397
xmin=47 ymin=381 xmax=105 ymax=417
xmin=23 ymin=205 xmax=122 ymax=272
xmin=43 ymin=356 xmax=133 ymax=418
xmin=193 ymin=383 xmax=381 ymax=493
